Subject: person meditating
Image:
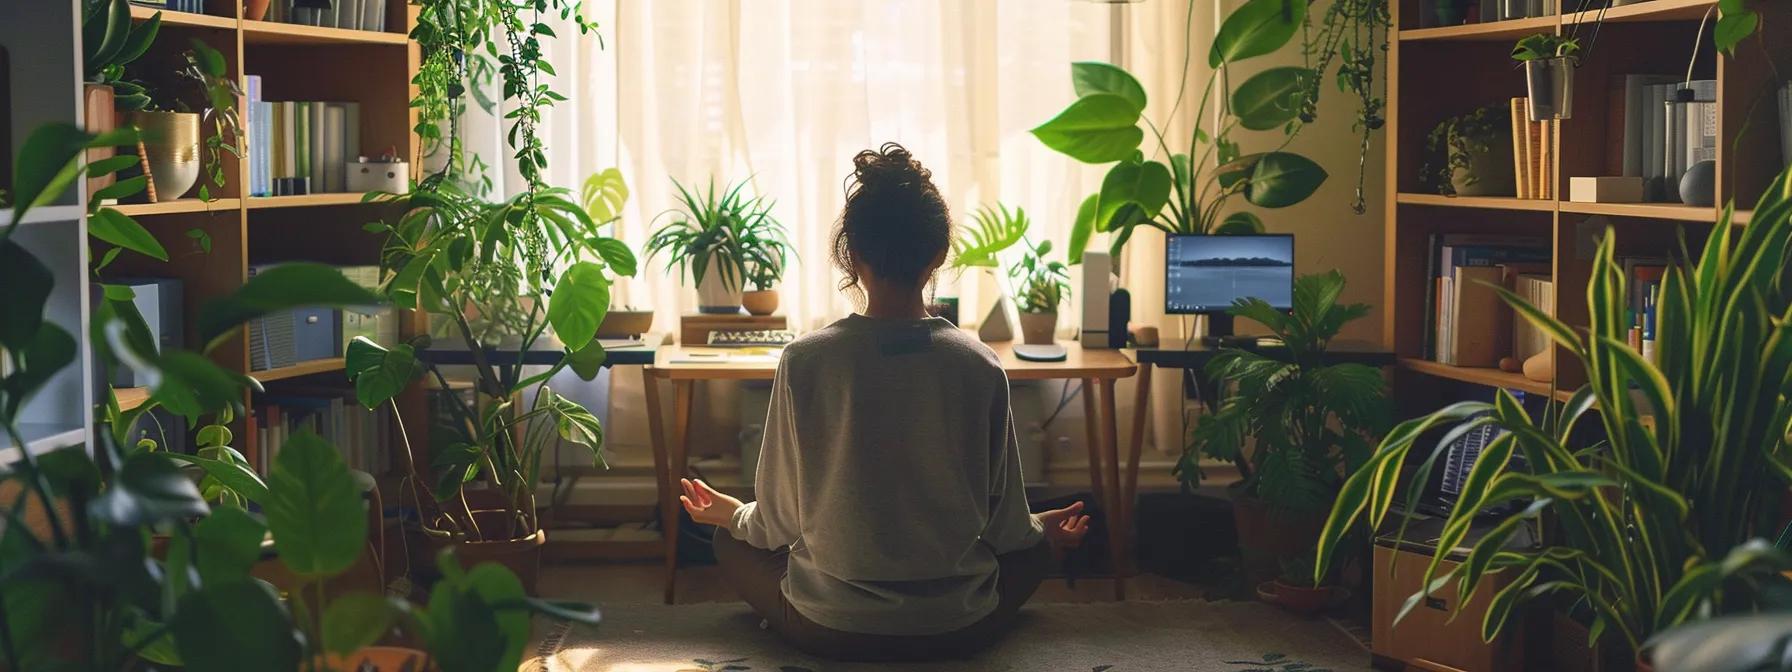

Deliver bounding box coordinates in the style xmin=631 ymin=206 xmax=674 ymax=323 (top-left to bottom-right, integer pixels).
xmin=678 ymin=142 xmax=1092 ymax=662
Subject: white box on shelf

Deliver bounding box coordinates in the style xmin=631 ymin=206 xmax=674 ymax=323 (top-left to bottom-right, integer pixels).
xmin=1569 ymin=176 xmax=1645 ymax=204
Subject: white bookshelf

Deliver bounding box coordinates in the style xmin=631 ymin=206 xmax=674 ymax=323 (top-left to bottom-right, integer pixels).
xmin=2 ymin=0 xmax=95 ymax=459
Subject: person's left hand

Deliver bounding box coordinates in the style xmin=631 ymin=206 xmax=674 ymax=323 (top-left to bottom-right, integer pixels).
xmin=1038 ymin=501 xmax=1091 ymax=552
xmin=680 ymin=478 xmax=744 ymax=530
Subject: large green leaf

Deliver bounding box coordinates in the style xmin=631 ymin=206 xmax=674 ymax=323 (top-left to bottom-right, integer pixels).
xmin=1068 ymin=194 xmax=1099 ymax=265
xmin=1210 ymin=0 xmax=1308 ymax=67
xmin=426 ymin=562 xmax=533 ymax=672
xmin=581 ymin=167 xmax=629 ymax=224
xmin=344 ymin=337 xmax=420 ymax=409
xmin=1714 ymin=9 xmax=1759 ymax=55
xmin=591 ymin=237 xmax=638 ymax=277
xmin=547 ymin=261 xmax=611 ymax=353
xmin=1244 ymin=151 xmax=1327 ymax=208
xmin=1231 ymin=67 xmax=1313 ymax=131
xmin=567 ymin=339 xmax=608 ymax=381
xmin=1070 ymin=61 xmax=1147 ymax=113
xmin=9 ymin=124 xmax=91 ymax=225
xmin=323 ymin=592 xmax=401 ymax=655
xmin=1 ymin=323 xmax=76 ymax=418
xmin=1030 ymin=94 xmax=1145 ymax=164
xmin=192 ymin=506 xmax=267 ymax=585
xmin=1097 ymin=159 xmax=1172 ymax=231
xmin=264 ymin=430 xmax=368 ymax=578
xmin=198 ymin=263 xmax=383 ymax=351
xmin=89 ymin=207 xmax=169 ymax=261
xmin=0 ymin=241 xmax=54 ymax=350
xmin=1215 ymin=211 xmax=1266 ymax=234
xmin=172 ymin=580 xmax=300 ymax=672
xmin=88 ymin=452 xmax=209 ymax=526
xmin=164 ymin=452 xmax=270 ymax=504
xmin=147 ymin=351 xmax=254 ymax=422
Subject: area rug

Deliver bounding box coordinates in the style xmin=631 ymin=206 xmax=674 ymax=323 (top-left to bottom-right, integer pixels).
xmin=527 ymin=600 xmax=1372 ymax=672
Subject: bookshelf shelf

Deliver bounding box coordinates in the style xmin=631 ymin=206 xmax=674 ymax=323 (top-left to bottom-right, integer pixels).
xmin=114 ymin=387 xmax=151 ymax=412
xmin=16 ymin=204 xmax=87 ymax=227
xmin=111 ymin=198 xmax=243 ymax=217
xmin=246 ymin=193 xmax=376 ymax=209
xmin=1564 ymin=0 xmax=1716 ymax=25
xmin=1396 ymin=193 xmax=1557 ymax=212
xmin=242 ymin=20 xmax=407 ymax=46
xmin=1398 ymin=358 xmax=1554 ymax=396
xmin=1559 ymin=201 xmax=1716 ymax=222
xmin=130 ymin=5 xmax=238 ymax=30
xmin=251 ymin=357 xmax=347 ymax=383
xmin=2 ymin=423 xmax=88 ymax=462
xmin=1398 ymin=16 xmax=1556 ymax=42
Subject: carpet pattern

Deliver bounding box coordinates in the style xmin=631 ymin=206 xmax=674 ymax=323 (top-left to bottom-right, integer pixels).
xmin=528 ymin=600 xmax=1372 ymax=672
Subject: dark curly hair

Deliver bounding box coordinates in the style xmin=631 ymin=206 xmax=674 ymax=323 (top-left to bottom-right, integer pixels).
xmin=831 ymin=143 xmax=953 ymax=300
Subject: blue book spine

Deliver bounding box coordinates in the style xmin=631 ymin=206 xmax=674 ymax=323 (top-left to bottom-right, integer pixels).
xmin=261 ymin=102 xmax=274 ymax=196
xmin=246 ymin=76 xmax=261 ymax=196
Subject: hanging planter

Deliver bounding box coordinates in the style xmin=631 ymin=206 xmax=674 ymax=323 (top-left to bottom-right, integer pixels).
xmin=1523 ymin=56 xmax=1577 ymax=120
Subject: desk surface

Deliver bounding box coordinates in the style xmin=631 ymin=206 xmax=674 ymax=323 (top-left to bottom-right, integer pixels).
xmin=1133 ymin=338 xmax=1395 ymax=368
xmin=650 ymin=340 xmax=1137 ymax=380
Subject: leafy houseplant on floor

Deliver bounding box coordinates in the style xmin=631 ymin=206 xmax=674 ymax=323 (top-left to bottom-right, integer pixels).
xmin=1425 ymin=104 xmax=1515 ymax=197
xmin=1314 ymin=166 xmax=1792 ymax=664
xmin=646 ymin=177 xmax=791 ymax=315
xmin=1033 ymin=0 xmax=1390 ymax=261
xmin=1177 ymin=270 xmax=1389 ymax=584
xmin=1009 ymin=236 xmax=1070 ymax=346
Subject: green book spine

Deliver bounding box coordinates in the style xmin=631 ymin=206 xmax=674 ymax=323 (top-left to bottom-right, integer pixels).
xmin=294 ymin=102 xmax=311 ymax=181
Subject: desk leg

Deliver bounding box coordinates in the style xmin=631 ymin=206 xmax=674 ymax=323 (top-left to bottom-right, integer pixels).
xmin=1080 ymin=379 xmax=1106 ymax=523
xmin=1120 ymin=366 xmax=1152 ymax=584
xmin=1095 ymin=378 xmax=1126 ymax=600
xmin=642 ymin=368 xmax=675 ymax=604
xmin=668 ymin=380 xmax=696 ymax=601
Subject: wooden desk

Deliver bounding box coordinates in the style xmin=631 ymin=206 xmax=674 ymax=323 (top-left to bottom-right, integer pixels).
xmin=642 ymin=340 xmax=1145 ymax=604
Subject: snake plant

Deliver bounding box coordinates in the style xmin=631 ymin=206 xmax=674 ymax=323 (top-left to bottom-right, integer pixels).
xmin=1314 ymin=167 xmax=1792 ymax=657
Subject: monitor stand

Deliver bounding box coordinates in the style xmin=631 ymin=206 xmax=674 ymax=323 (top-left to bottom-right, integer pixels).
xmin=1198 ymin=314 xmax=1256 ymax=348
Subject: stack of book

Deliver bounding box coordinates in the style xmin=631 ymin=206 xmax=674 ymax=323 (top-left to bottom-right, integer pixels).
xmin=1424 ymin=234 xmax=1550 ymax=367
xmin=259 ymin=0 xmax=389 ymax=31
xmin=249 ymin=393 xmax=392 ymax=476
xmin=245 ymin=76 xmax=363 ymax=197
xmin=1616 ymin=77 xmax=1717 ymax=202
xmin=1507 ymin=98 xmax=1556 ymax=200
xmin=128 ymin=0 xmax=207 ymax=14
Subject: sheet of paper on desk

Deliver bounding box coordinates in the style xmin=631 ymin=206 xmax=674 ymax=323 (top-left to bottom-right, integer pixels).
xmin=670 ymin=348 xmax=782 ymax=364
xmin=598 ymin=337 xmax=646 ymax=349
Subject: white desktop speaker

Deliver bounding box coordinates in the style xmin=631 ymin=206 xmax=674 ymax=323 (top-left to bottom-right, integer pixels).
xmin=1081 ymin=251 xmax=1116 ymax=348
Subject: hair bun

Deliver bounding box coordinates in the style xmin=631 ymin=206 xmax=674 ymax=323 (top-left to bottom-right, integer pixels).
xmin=852 ymin=142 xmax=931 ymax=192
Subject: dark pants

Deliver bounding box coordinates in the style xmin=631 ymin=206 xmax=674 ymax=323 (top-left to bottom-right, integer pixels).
xmin=712 ymin=530 xmax=1053 ymax=662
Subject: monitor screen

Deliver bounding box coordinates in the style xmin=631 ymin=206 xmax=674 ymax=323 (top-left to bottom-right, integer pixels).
xmin=1164 ymin=233 xmax=1295 ymax=314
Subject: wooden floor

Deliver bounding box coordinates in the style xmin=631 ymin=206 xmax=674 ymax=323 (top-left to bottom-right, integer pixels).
xmin=539 ymin=562 xmax=1206 ymax=605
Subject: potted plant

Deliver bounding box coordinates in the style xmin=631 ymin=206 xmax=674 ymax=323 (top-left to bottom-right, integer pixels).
xmin=1257 ymin=556 xmax=1339 ymax=617
xmin=1313 ymin=166 xmax=1792 ymax=667
xmin=645 ymin=177 xmax=790 ymax=315
xmin=81 ymin=0 xmax=160 ymax=194
xmin=133 ymin=38 xmax=242 ymax=201
xmin=1513 ymin=33 xmax=1582 ymax=120
xmin=741 ymin=253 xmax=787 ymax=316
xmin=582 ymin=167 xmax=655 ymax=337
xmin=1424 ymin=104 xmax=1515 ymax=197
xmin=951 ymin=203 xmax=1030 ymax=341
xmin=1008 ymin=236 xmax=1070 ymax=346
xmin=1033 ymin=0 xmax=1389 ymax=260
xmin=1177 ymin=270 xmax=1389 ymax=583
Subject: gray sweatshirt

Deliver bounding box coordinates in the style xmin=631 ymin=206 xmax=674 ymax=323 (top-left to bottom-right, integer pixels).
xmin=728 ymin=314 xmax=1045 ymax=636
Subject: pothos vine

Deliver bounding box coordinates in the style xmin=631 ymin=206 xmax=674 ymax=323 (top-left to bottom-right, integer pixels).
xmin=1299 ymin=0 xmax=1390 ymax=215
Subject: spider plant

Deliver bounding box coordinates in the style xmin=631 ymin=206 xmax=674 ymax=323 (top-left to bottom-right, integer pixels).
xmin=1177 ymin=270 xmax=1390 ymax=521
xmin=1314 ymin=167 xmax=1792 ymax=660
xmin=645 ymin=177 xmax=790 ymax=293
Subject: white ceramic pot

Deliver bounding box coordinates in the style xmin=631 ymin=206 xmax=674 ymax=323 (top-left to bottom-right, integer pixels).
xmin=1018 ymin=311 xmax=1057 ymax=345
xmin=695 ymin=258 xmax=743 ymax=315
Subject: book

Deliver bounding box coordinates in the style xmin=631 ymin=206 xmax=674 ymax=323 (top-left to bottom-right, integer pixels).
xmin=364 ymin=0 xmax=384 ymax=32
xmin=1510 ymin=98 xmax=1530 ymax=199
xmin=343 ymin=102 xmax=361 ymax=164
xmin=339 ymin=0 xmax=361 ymax=29
xmin=1430 ymin=236 xmax=1549 ymax=365
xmin=1511 ymin=273 xmax=1553 ymax=363
xmin=246 ymin=75 xmax=262 ymax=196
xmin=1448 ymin=266 xmax=1506 ymax=367
xmin=294 ymin=101 xmax=311 ymax=183
xmin=322 ymin=104 xmax=346 ymax=192
xmin=1645 ymin=83 xmax=1666 ymax=199
xmin=308 ymin=102 xmax=326 ymax=189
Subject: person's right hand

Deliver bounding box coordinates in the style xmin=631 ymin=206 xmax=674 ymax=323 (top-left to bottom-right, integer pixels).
xmin=1038 ymin=501 xmax=1091 ymax=551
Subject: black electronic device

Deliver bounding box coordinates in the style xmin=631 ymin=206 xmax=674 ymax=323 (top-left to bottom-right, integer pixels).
xmin=1164 ymin=233 xmax=1295 ymax=346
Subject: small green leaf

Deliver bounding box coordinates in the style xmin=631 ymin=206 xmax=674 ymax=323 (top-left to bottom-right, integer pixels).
xmin=547 ymin=261 xmax=611 ymax=353
xmin=1 ymin=323 xmax=76 ymax=418
xmin=1232 ymin=67 xmax=1313 ymax=131
xmin=1211 ymin=0 xmax=1308 ymax=67
xmin=89 ymin=207 xmax=169 ymax=261
xmin=1215 ymin=211 xmax=1266 ymax=234
xmin=1070 ymin=61 xmax=1147 ymax=113
xmin=567 ymin=340 xmax=608 ymax=381
xmin=344 ymin=337 xmax=420 ymax=409
xmin=264 ymin=430 xmax=367 ymax=578
xmin=146 ymin=351 xmax=252 ymax=422
xmin=1030 ymin=94 xmax=1145 ymax=164
xmin=163 ymin=452 xmax=269 ymax=504
xmin=88 ymin=452 xmax=209 ymax=526
xmin=1097 ymin=159 xmax=1172 ymax=230
xmin=591 ymin=237 xmax=638 ymax=277
xmin=1714 ymin=10 xmax=1758 ymax=55
xmin=193 ymin=506 xmax=267 ymax=585
xmin=92 ymin=175 xmax=148 ymax=203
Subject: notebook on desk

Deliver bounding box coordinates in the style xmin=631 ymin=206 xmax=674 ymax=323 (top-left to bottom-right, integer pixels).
xmin=668 ymin=349 xmax=783 ymax=365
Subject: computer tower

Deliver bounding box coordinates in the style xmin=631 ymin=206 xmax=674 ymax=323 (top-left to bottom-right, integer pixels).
xmin=108 ymin=278 xmax=183 ymax=387
xmin=1080 ymin=251 xmax=1116 ymax=348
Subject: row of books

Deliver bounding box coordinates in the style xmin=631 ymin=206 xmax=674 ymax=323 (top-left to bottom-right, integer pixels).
xmin=1622 ymin=256 xmax=1670 ymax=364
xmin=1616 ymin=77 xmax=1717 ymax=202
xmin=1507 ymin=98 xmax=1557 ymax=200
xmin=244 ymin=76 xmax=363 ymax=197
xmin=249 ymin=393 xmax=393 ymax=476
xmin=128 ymin=0 xmax=207 ymax=14
xmin=247 ymin=264 xmax=397 ymax=371
xmin=260 ymin=0 xmax=390 ymax=32
xmin=1424 ymin=234 xmax=1551 ymax=367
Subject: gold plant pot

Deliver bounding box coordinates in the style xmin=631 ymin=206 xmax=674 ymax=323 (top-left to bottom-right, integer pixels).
xmin=132 ymin=110 xmax=202 ymax=201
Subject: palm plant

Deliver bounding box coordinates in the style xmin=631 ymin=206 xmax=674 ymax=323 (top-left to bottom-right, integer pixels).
xmin=1177 ymin=271 xmax=1389 ymax=519
xmin=645 ymin=177 xmax=791 ymax=293
xmin=1008 ymin=237 xmax=1070 ymax=315
xmin=952 ymin=203 xmax=1030 ymax=270
xmin=1314 ymin=168 xmax=1792 ymax=658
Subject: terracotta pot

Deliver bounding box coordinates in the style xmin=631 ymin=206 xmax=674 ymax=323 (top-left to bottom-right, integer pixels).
xmin=1257 ymin=580 xmax=1334 ymax=617
xmin=328 ymin=646 xmax=432 ymax=671
xmin=1230 ymin=486 xmax=1325 ymax=583
xmin=132 ymin=110 xmax=201 ymax=200
xmin=694 ymin=259 xmax=743 ymax=314
xmin=244 ymin=0 xmax=271 ymax=21
xmin=742 ymin=289 xmax=779 ymax=316
xmin=84 ymin=84 xmax=118 ymax=197
xmin=430 ymin=509 xmax=546 ymax=594
xmin=1018 ymin=311 xmax=1057 ymax=345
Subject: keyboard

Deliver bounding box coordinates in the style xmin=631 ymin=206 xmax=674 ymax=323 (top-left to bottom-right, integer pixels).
xmin=706 ymin=329 xmax=798 ymax=347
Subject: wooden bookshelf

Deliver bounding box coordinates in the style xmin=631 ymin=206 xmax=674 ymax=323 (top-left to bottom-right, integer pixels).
xmin=113 ymin=387 xmax=151 ymax=412
xmin=1384 ymin=0 xmax=1789 ymax=401
xmin=91 ymin=1 xmax=424 ymax=472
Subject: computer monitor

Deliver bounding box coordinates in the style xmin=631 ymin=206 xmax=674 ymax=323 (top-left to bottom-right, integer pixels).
xmin=1164 ymin=233 xmax=1294 ymax=343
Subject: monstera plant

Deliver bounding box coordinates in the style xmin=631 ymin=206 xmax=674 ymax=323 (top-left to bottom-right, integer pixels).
xmin=1033 ymin=0 xmax=1389 ymax=262
xmin=1314 ymin=166 xmax=1792 ymax=663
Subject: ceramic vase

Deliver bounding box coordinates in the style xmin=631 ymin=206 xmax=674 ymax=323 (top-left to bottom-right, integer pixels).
xmin=1524 ymin=57 xmax=1576 ymax=121
xmin=132 ymin=110 xmax=201 ymax=201
xmin=1018 ymin=311 xmax=1057 ymax=345
xmin=695 ymin=258 xmax=743 ymax=314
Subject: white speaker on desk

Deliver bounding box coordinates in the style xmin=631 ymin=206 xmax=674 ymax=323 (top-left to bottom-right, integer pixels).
xmin=1080 ymin=251 xmax=1116 ymax=348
